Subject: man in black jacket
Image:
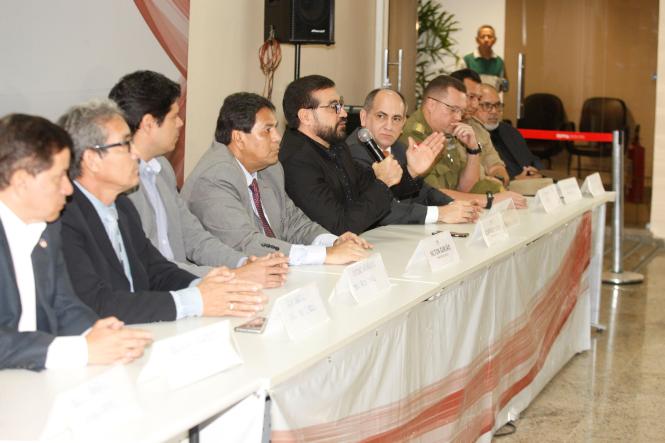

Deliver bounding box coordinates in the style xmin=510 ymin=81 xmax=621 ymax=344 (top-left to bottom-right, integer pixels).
xmin=0 ymin=113 xmax=151 ymax=370
xmin=348 ymin=88 xmax=480 ymax=225
xmin=279 ymin=75 xmax=479 ymax=235
xmin=58 ymin=100 xmax=266 ymax=325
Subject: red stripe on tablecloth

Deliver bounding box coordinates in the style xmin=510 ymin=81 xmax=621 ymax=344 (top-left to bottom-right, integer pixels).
xmin=272 ymin=213 xmax=592 ymax=443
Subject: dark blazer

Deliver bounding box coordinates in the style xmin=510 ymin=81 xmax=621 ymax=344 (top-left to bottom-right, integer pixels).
xmin=490 ymin=122 xmax=544 ymax=178
xmin=0 ymin=219 xmax=97 ymax=371
xmin=347 ymin=128 xmax=453 ymax=225
xmin=60 ymin=187 xmax=197 ymax=325
xmin=279 ymin=128 xmax=393 ymax=235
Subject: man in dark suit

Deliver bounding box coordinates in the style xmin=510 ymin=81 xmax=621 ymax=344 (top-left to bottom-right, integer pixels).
xmin=476 ymin=84 xmax=544 ymax=180
xmin=0 ymin=113 xmax=151 ymax=370
xmin=109 ymin=71 xmax=288 ymax=286
xmin=279 ymin=76 xmax=480 ymax=235
xmin=181 ymin=92 xmax=370 ymax=266
xmin=58 ymin=100 xmax=267 ymax=325
xmin=348 ymin=88 xmax=480 ymax=225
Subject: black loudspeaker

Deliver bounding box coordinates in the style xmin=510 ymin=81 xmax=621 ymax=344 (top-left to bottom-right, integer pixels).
xmin=264 ymin=0 xmax=335 ymax=45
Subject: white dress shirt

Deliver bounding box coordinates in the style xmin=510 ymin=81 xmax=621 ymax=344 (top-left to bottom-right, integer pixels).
xmin=0 ymin=200 xmax=88 ymax=368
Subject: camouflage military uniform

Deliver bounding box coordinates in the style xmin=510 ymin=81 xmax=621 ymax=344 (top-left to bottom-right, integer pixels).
xmin=400 ymin=110 xmax=503 ymax=194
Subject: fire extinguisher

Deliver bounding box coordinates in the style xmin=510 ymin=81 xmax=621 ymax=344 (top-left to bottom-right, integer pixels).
xmin=627 ymin=124 xmax=645 ymax=203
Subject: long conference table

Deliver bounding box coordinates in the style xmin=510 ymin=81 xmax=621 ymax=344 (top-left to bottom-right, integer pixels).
xmin=0 ymin=192 xmax=613 ymax=443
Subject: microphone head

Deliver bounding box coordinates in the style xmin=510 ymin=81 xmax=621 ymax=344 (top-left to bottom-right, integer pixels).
xmin=357 ymin=128 xmax=374 ymax=144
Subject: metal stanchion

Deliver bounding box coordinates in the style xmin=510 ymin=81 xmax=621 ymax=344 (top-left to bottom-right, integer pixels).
xmin=602 ymin=130 xmax=644 ymax=284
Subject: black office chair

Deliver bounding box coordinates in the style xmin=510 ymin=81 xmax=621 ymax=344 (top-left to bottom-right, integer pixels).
xmin=517 ymin=93 xmax=574 ymax=169
xmin=344 ymin=105 xmax=362 ymax=135
xmin=566 ymin=97 xmax=628 ymax=177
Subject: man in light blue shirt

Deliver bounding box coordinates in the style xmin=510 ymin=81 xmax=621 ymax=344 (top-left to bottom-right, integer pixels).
xmin=110 ymin=71 xmax=289 ymax=287
xmin=58 ymin=100 xmax=267 ymax=325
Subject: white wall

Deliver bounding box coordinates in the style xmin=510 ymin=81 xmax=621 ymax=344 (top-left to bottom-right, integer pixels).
xmin=0 ymin=0 xmax=179 ymax=121
xmin=432 ymin=1 xmax=506 ymax=72
xmin=185 ymin=0 xmax=378 ymax=176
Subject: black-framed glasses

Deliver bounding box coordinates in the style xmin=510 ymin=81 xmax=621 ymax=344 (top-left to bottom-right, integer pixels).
xmin=91 ymin=138 xmax=132 ymax=153
xmin=310 ymin=98 xmax=345 ymax=115
xmin=478 ymin=101 xmax=504 ymax=112
xmin=427 ymin=96 xmax=464 ymax=115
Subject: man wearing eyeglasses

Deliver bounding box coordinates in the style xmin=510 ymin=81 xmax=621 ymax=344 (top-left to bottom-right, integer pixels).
xmin=347 ymin=88 xmax=481 ymax=225
xmin=182 ymin=92 xmax=370 ymax=266
xmin=476 ymin=84 xmax=543 ymax=180
xmin=58 ymin=100 xmax=267 ymax=324
xmin=402 ymin=74 xmax=526 ymax=210
xmin=449 ymin=69 xmax=511 ymax=188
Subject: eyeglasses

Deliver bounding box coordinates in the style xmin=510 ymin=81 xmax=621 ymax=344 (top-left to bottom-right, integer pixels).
xmin=478 ymin=101 xmax=504 ymax=112
xmin=427 ymin=96 xmax=464 ymax=115
xmin=310 ymin=98 xmax=345 ymax=115
xmin=91 ymin=138 xmax=132 ymax=153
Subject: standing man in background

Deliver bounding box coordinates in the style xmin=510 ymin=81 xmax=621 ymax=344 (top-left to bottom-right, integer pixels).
xmin=461 ymin=25 xmax=506 ymax=91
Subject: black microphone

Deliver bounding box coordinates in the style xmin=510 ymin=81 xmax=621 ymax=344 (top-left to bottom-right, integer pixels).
xmin=357 ymin=128 xmax=385 ymax=162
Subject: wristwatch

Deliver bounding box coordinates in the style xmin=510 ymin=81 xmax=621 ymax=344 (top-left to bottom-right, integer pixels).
xmin=485 ymin=191 xmax=494 ymax=209
xmin=466 ymin=143 xmax=483 ymax=155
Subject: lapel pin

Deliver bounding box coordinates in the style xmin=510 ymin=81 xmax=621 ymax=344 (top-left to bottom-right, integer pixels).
xmin=39 ymin=239 xmax=48 ymax=248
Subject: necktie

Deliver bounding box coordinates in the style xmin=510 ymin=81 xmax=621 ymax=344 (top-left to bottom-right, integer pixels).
xmin=249 ymin=179 xmax=275 ymax=238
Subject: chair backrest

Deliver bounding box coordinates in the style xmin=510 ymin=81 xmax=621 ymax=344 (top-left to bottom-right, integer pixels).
xmin=579 ymin=97 xmax=627 ymax=135
xmin=518 ymin=93 xmax=568 ymax=130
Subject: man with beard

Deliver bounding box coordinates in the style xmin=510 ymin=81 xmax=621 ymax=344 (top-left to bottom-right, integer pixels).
xmin=181 ymin=92 xmax=371 ymax=266
xmin=476 ymin=84 xmax=543 ymax=180
xmin=279 ymin=75 xmax=480 ymax=235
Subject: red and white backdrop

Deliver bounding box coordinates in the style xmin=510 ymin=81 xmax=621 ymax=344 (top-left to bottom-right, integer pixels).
xmin=270 ymin=211 xmax=594 ymax=442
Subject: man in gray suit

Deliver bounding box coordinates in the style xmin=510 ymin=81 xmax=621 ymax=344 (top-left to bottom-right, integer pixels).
xmin=110 ymin=71 xmax=288 ymax=287
xmin=181 ymin=92 xmax=370 ymax=265
xmin=348 ymin=88 xmax=477 ymax=224
xmin=0 ymin=113 xmax=151 ymax=370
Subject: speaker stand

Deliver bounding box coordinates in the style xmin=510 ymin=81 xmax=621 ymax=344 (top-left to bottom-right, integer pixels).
xmin=294 ymin=43 xmax=301 ymax=80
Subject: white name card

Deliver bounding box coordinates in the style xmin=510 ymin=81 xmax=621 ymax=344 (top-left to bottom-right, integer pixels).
xmin=535 ymin=183 xmax=563 ymax=213
xmin=557 ymin=177 xmax=583 ymax=204
xmin=581 ymin=172 xmax=606 ymax=197
xmin=469 ymin=211 xmax=509 ymax=247
xmin=138 ymin=320 xmax=242 ymax=389
xmin=267 ymin=282 xmax=330 ymax=341
xmin=43 ymin=366 xmax=141 ymax=442
xmin=330 ymin=253 xmax=391 ymax=305
xmin=404 ymin=231 xmax=460 ymax=276
xmin=489 ymin=197 xmax=520 ymax=227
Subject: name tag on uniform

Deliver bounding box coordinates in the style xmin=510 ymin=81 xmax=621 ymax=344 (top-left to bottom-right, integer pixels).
xmin=581 ymin=172 xmax=606 ymax=197
xmin=404 ymin=231 xmax=460 ymax=276
xmin=557 ymin=177 xmax=583 ymax=204
xmin=138 ymin=320 xmax=242 ymax=389
xmin=330 ymin=253 xmax=391 ymax=305
xmin=535 ymin=183 xmax=563 ymax=213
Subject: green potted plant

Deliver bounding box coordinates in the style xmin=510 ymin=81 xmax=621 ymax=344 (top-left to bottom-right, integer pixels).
xmin=416 ymin=0 xmax=460 ymax=105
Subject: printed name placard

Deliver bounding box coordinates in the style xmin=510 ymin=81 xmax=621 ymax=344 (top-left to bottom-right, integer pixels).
xmin=557 ymin=177 xmax=583 ymax=204
xmin=535 ymin=183 xmax=563 ymax=213
xmin=267 ymin=282 xmax=329 ymax=341
xmin=581 ymin=172 xmax=606 ymax=197
xmin=42 ymin=366 xmax=141 ymax=442
xmin=138 ymin=320 xmax=242 ymax=389
xmin=489 ymin=197 xmax=520 ymax=227
xmin=469 ymin=211 xmax=509 ymax=247
xmin=330 ymin=253 xmax=391 ymax=305
xmin=404 ymin=231 xmax=460 ymax=276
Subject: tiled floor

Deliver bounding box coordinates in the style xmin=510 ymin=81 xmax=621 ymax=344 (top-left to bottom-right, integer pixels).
xmin=493 ymin=236 xmax=665 ymax=442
